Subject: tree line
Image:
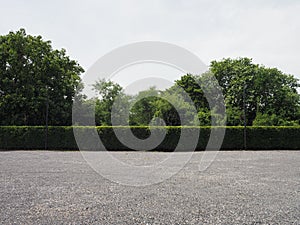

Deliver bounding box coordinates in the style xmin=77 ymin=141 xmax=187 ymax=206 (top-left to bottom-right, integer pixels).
xmin=1 ymin=29 xmax=299 ymax=126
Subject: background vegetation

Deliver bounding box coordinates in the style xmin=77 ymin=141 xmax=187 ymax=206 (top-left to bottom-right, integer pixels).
xmin=0 ymin=29 xmax=300 ymax=150
xmin=1 ymin=29 xmax=299 ymax=127
xmin=1 ymin=126 xmax=299 ymax=150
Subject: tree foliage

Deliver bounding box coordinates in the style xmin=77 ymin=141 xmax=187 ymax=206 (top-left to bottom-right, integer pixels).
xmin=1 ymin=29 xmax=299 ymax=127
xmin=91 ymin=58 xmax=300 ymax=127
xmin=93 ymin=78 xmax=125 ymax=126
xmin=0 ymin=29 xmax=84 ymax=125
xmin=210 ymin=58 xmax=300 ymax=125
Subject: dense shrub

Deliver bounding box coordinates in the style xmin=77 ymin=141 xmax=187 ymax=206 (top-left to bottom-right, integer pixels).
xmin=0 ymin=126 xmax=299 ymax=150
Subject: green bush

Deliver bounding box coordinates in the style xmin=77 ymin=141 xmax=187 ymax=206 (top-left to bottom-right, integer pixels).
xmin=253 ymin=113 xmax=299 ymax=126
xmin=246 ymin=126 xmax=300 ymax=149
xmin=0 ymin=126 xmax=299 ymax=150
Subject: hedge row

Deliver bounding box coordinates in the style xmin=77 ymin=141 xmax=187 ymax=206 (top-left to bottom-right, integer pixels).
xmin=0 ymin=126 xmax=299 ymax=150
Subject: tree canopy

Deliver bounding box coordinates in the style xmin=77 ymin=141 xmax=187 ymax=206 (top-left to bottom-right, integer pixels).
xmin=0 ymin=29 xmax=84 ymax=125
xmin=210 ymin=58 xmax=300 ymax=125
xmin=1 ymin=29 xmax=299 ymax=127
xmin=93 ymin=58 xmax=300 ymax=126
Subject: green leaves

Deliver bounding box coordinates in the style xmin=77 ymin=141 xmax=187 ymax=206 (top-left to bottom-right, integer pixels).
xmin=1 ymin=29 xmax=299 ymax=127
xmin=0 ymin=29 xmax=84 ymax=125
xmin=210 ymin=58 xmax=300 ymax=126
xmin=93 ymin=79 xmax=125 ymax=126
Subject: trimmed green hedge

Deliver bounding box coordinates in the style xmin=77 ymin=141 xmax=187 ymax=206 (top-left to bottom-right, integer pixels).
xmin=0 ymin=126 xmax=299 ymax=150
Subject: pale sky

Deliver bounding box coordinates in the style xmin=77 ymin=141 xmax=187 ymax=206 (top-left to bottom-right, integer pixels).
xmin=1 ymin=0 xmax=300 ymax=88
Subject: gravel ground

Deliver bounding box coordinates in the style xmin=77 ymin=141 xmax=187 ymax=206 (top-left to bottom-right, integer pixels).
xmin=0 ymin=151 xmax=299 ymax=224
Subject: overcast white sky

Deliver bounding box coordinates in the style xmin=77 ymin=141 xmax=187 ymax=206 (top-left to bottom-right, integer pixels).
xmin=1 ymin=0 xmax=300 ymax=87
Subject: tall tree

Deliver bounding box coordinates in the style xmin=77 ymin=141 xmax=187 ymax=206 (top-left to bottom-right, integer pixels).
xmin=93 ymin=78 xmax=126 ymax=125
xmin=129 ymin=87 xmax=160 ymax=126
xmin=164 ymin=72 xmax=225 ymax=126
xmin=0 ymin=29 xmax=84 ymax=125
xmin=210 ymin=58 xmax=300 ymax=125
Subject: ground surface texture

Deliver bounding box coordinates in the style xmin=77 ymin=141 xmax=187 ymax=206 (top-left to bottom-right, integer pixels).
xmin=0 ymin=151 xmax=299 ymax=224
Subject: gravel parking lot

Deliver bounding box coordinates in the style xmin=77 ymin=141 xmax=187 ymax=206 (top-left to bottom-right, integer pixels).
xmin=0 ymin=151 xmax=299 ymax=224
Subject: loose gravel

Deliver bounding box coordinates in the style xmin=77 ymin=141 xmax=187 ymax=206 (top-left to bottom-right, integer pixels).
xmin=0 ymin=151 xmax=299 ymax=224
